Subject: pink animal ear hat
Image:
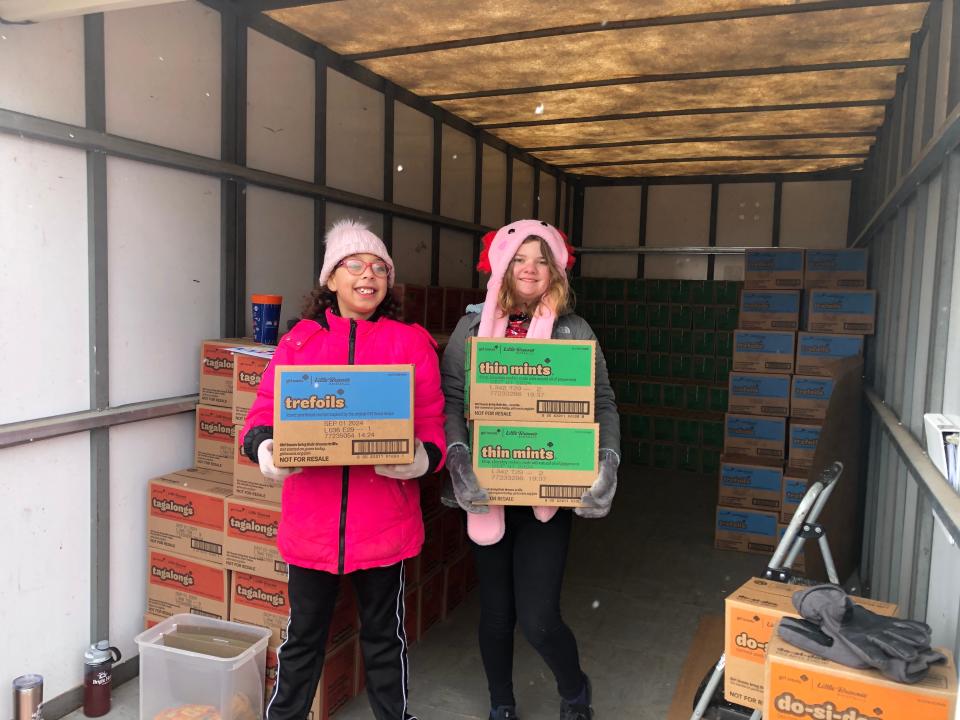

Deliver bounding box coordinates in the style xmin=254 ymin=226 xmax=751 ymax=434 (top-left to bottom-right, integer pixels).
xmin=469 ymin=219 xmax=577 ymax=545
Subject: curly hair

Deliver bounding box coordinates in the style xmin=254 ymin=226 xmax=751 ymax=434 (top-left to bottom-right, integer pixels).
xmin=300 ymin=283 xmax=400 ymax=322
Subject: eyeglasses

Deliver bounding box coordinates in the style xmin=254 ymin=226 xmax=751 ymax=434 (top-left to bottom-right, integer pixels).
xmin=336 ymin=258 xmax=391 ymax=278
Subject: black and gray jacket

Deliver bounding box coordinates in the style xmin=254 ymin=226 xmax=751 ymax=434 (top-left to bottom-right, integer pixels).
xmin=440 ymin=306 xmax=621 ymax=456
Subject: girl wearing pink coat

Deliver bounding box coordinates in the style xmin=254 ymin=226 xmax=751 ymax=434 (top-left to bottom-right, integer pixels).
xmin=240 ymin=220 xmax=446 ymax=720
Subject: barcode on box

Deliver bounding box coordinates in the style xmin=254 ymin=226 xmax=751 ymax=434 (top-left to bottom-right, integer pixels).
xmin=274 ymin=560 xmax=288 ymax=575
xmin=540 ymin=485 xmax=590 ymax=500
xmin=190 ymin=538 xmax=223 ymax=556
xmin=536 ymin=400 xmax=591 ymax=416
xmin=352 ymin=439 xmax=410 ymax=455
xmin=765 ymin=362 xmax=791 ymax=370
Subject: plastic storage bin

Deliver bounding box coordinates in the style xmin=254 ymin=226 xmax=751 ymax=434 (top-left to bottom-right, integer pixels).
xmin=135 ymin=614 xmax=271 ymax=720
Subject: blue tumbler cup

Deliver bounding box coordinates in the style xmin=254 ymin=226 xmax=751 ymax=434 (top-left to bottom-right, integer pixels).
xmin=251 ymin=294 xmax=282 ymax=344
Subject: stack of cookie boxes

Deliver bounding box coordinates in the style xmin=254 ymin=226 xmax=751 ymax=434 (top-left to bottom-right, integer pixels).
xmin=716 ymin=248 xmax=874 ymax=567
xmin=145 ymin=339 xmax=473 ymax=720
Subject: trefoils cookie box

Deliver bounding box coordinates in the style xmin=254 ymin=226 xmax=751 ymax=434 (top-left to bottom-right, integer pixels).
xmin=724 ymin=413 xmax=787 ymax=460
xmin=273 ymin=365 xmax=414 ymax=466
xmin=728 ymin=372 xmax=791 ymax=417
xmin=803 ymin=248 xmax=868 ymax=289
xmin=472 ymin=421 xmax=599 ymax=507
xmin=465 ymin=337 xmax=595 ymax=423
xmin=732 ymin=331 xmax=796 ymax=374
xmin=739 ymin=291 xmax=801 ymax=331
xmin=790 ymin=376 xmax=834 ymax=420
xmin=794 ymin=333 xmax=863 ymax=377
xmin=805 ymin=289 xmax=876 ymax=335
xmin=717 ymin=457 xmax=783 ymax=511
xmin=744 ymin=249 xmax=804 ymax=290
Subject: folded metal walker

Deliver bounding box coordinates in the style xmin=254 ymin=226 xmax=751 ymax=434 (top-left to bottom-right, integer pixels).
xmin=689 ymin=460 xmax=844 ymax=720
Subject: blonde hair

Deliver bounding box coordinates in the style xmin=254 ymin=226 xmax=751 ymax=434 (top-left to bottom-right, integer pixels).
xmin=497 ymin=236 xmax=573 ymax=317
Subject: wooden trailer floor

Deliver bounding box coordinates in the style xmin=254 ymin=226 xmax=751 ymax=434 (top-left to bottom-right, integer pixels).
xmin=71 ymin=470 xmax=761 ymax=720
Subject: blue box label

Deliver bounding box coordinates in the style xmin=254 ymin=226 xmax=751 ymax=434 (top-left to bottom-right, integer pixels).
xmin=717 ymin=509 xmax=778 ymax=536
xmin=726 ymin=415 xmax=786 ymax=442
xmin=734 ymin=331 xmax=794 ymax=356
xmin=809 ymin=291 xmax=875 ymax=316
xmin=278 ymin=370 xmax=411 ymax=421
xmin=783 ymin=478 xmax=808 ymax=507
xmin=797 ymin=334 xmax=864 ymax=358
xmin=790 ymin=425 xmax=821 ymax=450
xmin=720 ymin=464 xmax=782 ymax=492
xmin=792 ymin=377 xmax=835 ymax=400
xmin=746 ymin=250 xmax=803 ymax=272
xmin=731 ymin=373 xmax=790 ymax=400
xmin=806 ymin=250 xmax=867 ymax=273
xmin=741 ymin=291 xmax=800 ymax=315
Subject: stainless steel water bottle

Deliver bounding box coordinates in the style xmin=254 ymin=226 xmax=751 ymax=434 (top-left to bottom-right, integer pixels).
xmin=12 ymin=674 xmax=43 ymax=720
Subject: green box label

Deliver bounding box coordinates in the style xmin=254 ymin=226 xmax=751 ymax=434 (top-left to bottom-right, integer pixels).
xmin=473 ymin=340 xmax=593 ymax=387
xmin=475 ymin=425 xmax=596 ymax=471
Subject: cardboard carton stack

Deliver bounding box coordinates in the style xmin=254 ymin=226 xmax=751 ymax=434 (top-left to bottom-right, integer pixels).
xmin=716 ymin=249 xmax=873 ymax=561
xmin=568 ymin=277 xmax=744 ymax=475
xmin=465 ymin=337 xmax=600 ymax=507
xmin=145 ymin=337 xmax=479 ymax=719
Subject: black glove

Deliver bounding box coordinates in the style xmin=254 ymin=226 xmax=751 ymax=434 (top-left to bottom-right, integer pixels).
xmin=788 ymin=584 xmax=946 ymax=683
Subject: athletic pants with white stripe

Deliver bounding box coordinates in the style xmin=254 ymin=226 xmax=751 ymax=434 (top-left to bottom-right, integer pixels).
xmin=266 ymin=562 xmax=416 ymax=720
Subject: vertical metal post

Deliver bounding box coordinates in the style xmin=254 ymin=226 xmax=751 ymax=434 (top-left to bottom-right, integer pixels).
xmin=473 ymin=137 xmax=483 ymax=288
xmin=922 ymin=0 xmax=944 ymax=148
xmin=84 ymin=11 xmax=110 ymax=644
xmin=431 ymin=117 xmax=441 ymax=286
xmin=707 ymin=183 xmax=719 ymax=280
xmin=637 ymin=184 xmax=648 ymax=279
xmin=571 ymin=182 xmax=584 ymax=278
xmin=221 ymin=9 xmax=246 ymax=337
xmin=505 ymin=147 xmax=513 ymax=224
xmin=772 ymin=181 xmax=783 ymax=247
xmin=314 ymin=52 xmax=327 ymax=274
xmin=949 ymin=0 xmax=960 ymax=111
xmin=532 ymin=165 xmax=540 ymax=218
xmin=924 ymin=154 xmax=960 ymax=412
xmin=554 ymin=171 xmax=562 ymax=228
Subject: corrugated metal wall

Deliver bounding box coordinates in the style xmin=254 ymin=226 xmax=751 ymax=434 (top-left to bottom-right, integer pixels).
xmin=851 ymin=0 xmax=960 ymax=659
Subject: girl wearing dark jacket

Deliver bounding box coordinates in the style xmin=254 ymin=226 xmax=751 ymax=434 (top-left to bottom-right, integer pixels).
xmin=440 ymin=219 xmax=621 ymax=720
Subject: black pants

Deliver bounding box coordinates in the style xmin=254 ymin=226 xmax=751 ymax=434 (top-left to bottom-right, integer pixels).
xmin=266 ymin=562 xmax=416 ymax=720
xmin=471 ymin=507 xmax=584 ymax=708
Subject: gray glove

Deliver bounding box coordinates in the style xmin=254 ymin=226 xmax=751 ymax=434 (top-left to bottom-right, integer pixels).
xmin=782 ymin=584 xmax=946 ymax=683
xmin=575 ymin=449 xmax=619 ymax=519
xmin=445 ymin=444 xmax=489 ymax=514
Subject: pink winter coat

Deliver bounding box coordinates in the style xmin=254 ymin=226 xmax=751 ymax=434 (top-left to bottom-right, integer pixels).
xmin=239 ymin=309 xmax=446 ymax=574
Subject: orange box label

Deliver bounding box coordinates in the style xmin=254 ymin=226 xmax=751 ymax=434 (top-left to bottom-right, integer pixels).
xmin=202 ymin=344 xmax=235 ymax=379
xmin=232 ymin=572 xmax=290 ymax=612
xmin=235 ymin=354 xmax=268 ymax=396
xmin=148 ymin=552 xmax=225 ymax=602
xmin=226 ymin=501 xmax=281 ymax=546
xmin=198 ymin=406 xmax=235 ymax=445
xmin=150 ymin=484 xmax=224 ymax=531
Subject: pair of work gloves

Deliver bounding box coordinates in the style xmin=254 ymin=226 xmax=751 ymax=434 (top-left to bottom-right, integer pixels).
xmin=779 ymin=584 xmax=946 ymax=684
xmin=443 ymin=443 xmax=619 ymax=519
xmin=255 ymin=438 xmax=430 ymax=481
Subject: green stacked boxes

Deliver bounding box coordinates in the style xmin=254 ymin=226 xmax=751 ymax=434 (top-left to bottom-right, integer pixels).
xmin=584 ymin=276 xmax=743 ymax=474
